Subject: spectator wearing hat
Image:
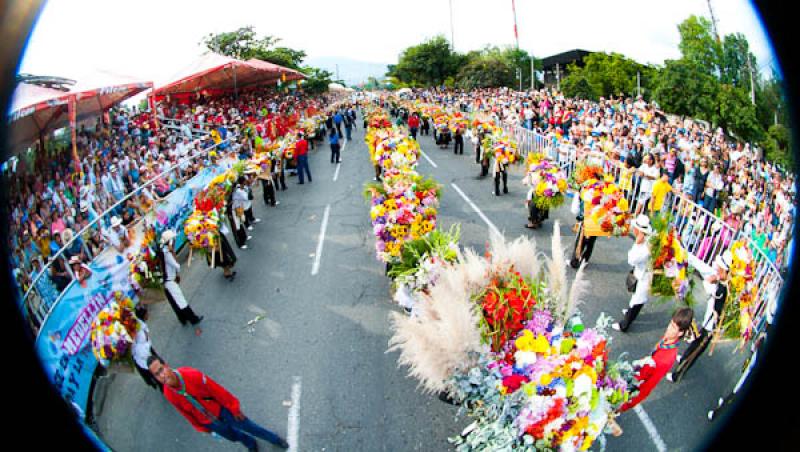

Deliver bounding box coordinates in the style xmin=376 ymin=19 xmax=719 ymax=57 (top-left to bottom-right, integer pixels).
xmin=103 ymin=216 xmax=130 ymax=253
xmin=68 ymin=255 xmax=93 ymax=287
xmin=667 ymin=250 xmax=731 ymax=383
xmin=157 ymin=229 xmax=204 ymax=330
xmin=613 ymin=214 xmax=654 ymax=332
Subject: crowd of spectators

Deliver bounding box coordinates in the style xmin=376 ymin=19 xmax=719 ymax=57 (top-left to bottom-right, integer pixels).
xmin=404 ymin=87 xmax=795 ymax=273
xmin=6 ymin=88 xmax=331 ymax=315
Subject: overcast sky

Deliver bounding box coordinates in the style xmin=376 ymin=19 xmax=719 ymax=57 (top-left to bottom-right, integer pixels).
xmin=18 ymin=0 xmax=779 ymax=85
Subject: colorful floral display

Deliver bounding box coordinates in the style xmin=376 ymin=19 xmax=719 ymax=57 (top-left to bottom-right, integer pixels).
xmin=525 ymin=153 xmax=569 ymax=211
xmin=389 ymin=226 xmax=460 ymax=313
xmin=493 ymin=137 xmax=518 ymax=165
xmin=367 ymin=129 xmax=420 ymax=171
xmin=90 ymin=292 xmax=141 ymax=368
xmin=580 ymin=177 xmax=631 ymax=236
xmin=366 ymin=171 xmax=441 ymax=263
xmin=570 ymin=162 xmax=604 ymax=191
xmin=450 ymin=312 xmax=637 ymax=451
xmin=128 ymin=224 xmax=162 ymax=290
xmin=649 ymin=218 xmax=691 ymax=303
xmin=726 ymin=240 xmax=758 ymax=341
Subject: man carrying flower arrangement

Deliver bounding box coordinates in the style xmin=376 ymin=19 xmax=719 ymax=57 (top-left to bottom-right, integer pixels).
xmin=157 ymin=230 xmax=204 ymax=331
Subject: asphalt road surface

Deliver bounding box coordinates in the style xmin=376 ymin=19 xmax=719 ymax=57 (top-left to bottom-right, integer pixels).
xmin=94 ymin=114 xmax=747 ymax=452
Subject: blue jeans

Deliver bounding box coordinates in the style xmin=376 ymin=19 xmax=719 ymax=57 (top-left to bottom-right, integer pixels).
xmin=345 ymin=127 xmax=352 ymax=140
xmin=297 ymin=155 xmax=312 ymax=183
xmin=207 ymin=407 xmax=284 ymax=450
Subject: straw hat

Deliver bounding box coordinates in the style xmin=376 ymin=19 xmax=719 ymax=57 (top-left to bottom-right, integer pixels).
xmin=160 ymin=229 xmax=177 ymax=246
xmin=110 ymin=216 xmax=123 ymax=227
xmin=631 ymin=214 xmax=653 ymax=235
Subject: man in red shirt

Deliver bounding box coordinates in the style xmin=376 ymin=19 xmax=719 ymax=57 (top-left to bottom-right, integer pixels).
xmin=294 ymin=132 xmax=312 ymax=184
xmin=148 ymin=356 xmax=288 ymax=451
xmin=608 ymin=307 xmax=694 ymax=436
xmin=408 ymin=113 xmax=420 ymax=140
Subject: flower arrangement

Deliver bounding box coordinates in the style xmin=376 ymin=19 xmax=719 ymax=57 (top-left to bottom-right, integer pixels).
xmin=649 ymin=215 xmax=692 ymax=305
xmin=449 ymin=312 xmax=637 ymax=451
xmin=389 ymin=225 xmax=461 ymax=312
xmin=476 ymin=267 xmax=538 ymax=352
xmin=366 ymin=172 xmax=441 ymax=263
xmin=580 ymin=177 xmax=631 ymax=236
xmin=493 ymin=137 xmax=518 ymax=165
xmin=367 ymin=111 xmax=392 ymax=130
xmin=372 ymin=131 xmax=420 ymax=172
xmin=525 ymin=153 xmax=569 ymax=211
xmin=90 ymin=291 xmax=141 ymax=368
xmin=128 ymin=224 xmax=162 ymax=290
xmin=724 ymin=240 xmax=757 ymax=341
xmin=570 ymin=162 xmax=604 ymax=191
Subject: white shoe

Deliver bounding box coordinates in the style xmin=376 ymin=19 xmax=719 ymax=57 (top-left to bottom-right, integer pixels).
xmin=611 ymin=323 xmax=621 ymax=332
xmin=622 ymin=308 xmax=629 ymax=315
xmin=241 ymin=245 xmax=248 ymax=250
xmin=717 ymin=397 xmax=724 ymax=408
xmin=707 ymin=410 xmax=715 ymax=421
xmin=247 ymin=235 xmax=253 ymax=241
xmin=665 ymin=372 xmax=674 ymax=383
xmin=247 ymin=226 xmax=254 ymax=231
xmin=676 ymin=354 xmax=682 ymax=363
xmin=255 ymin=218 xmax=262 ymax=223
xmin=275 ymin=201 xmax=280 ymax=206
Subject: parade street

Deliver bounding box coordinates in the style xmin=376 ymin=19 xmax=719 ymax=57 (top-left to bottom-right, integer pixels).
xmin=96 ymin=116 xmax=746 ymax=452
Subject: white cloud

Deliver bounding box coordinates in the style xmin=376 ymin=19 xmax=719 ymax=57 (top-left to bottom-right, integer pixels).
xmin=18 ymin=0 xmax=780 ymax=85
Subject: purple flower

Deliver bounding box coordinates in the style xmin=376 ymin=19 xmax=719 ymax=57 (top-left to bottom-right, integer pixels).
xmin=525 ymin=310 xmax=553 ymax=335
xmin=544 ymin=188 xmax=553 ymax=197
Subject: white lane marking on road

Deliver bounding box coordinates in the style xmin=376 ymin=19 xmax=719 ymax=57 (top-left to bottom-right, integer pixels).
xmin=633 ymin=405 xmax=668 ymax=452
xmin=311 ymin=205 xmax=331 ymax=275
xmin=333 ymin=163 xmax=341 ymax=182
xmin=451 ymin=183 xmax=501 ymax=237
xmin=419 ymin=148 xmax=438 ymax=168
xmin=287 ymin=376 xmax=302 ymax=452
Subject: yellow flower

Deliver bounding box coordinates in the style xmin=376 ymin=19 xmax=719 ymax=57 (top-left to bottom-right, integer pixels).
xmin=539 ymin=373 xmax=553 ymax=386
xmin=515 ymin=330 xmax=535 ymax=351
xmin=557 ymin=179 xmax=568 ymax=192
xmin=617 ymin=198 xmax=629 ymax=212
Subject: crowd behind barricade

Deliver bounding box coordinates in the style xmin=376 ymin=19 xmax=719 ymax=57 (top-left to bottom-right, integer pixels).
xmin=389 ymin=88 xmax=795 ymax=274
xmin=5 ymin=87 xmax=338 ymax=325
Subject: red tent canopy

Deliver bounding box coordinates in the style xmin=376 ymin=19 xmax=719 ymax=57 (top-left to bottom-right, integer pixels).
xmin=7 ymin=73 xmax=152 ymax=154
xmin=153 ymin=53 xmax=305 ymax=100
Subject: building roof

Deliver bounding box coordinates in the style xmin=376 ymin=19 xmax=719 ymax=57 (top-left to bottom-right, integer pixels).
xmin=540 ymin=50 xmax=592 ymax=70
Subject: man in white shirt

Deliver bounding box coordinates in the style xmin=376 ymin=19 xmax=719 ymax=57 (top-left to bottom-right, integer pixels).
xmin=158 ymin=229 xmax=203 ymax=330
xmin=103 ymin=216 xmax=130 ymax=252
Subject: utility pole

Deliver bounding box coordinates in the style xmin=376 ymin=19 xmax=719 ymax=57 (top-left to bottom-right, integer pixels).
xmin=449 ymin=0 xmax=455 ymax=50
xmin=637 ymin=71 xmax=642 ymax=97
xmin=517 ymin=68 xmax=522 ymax=92
xmin=531 ymin=56 xmax=535 ymax=91
xmin=747 ymin=54 xmax=755 ymax=105
xmin=707 ymin=0 xmax=721 ymax=43
xmin=556 ymin=63 xmax=561 ymax=92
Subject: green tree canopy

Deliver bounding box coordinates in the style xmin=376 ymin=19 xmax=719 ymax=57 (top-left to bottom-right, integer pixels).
xmin=561 ymin=52 xmax=655 ymax=100
xmin=387 ymin=36 xmax=464 ymax=87
xmin=201 ymin=26 xmax=306 ymax=69
xmin=455 ymin=53 xmax=514 ymax=89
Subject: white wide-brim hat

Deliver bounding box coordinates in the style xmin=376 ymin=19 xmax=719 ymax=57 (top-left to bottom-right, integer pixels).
xmin=110 ymin=216 xmax=123 ymax=227
xmin=632 ymin=214 xmax=653 ymax=235
xmin=160 ymin=229 xmax=177 ymax=246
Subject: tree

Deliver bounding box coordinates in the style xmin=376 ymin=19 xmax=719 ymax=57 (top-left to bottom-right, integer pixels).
xmin=761 ymin=124 xmax=793 ymax=169
xmin=301 ymin=67 xmax=334 ymax=94
xmin=201 ymin=26 xmax=306 ymax=69
xmin=653 ymin=59 xmax=718 ymax=120
xmin=561 ymin=52 xmax=655 ymax=100
xmin=456 ymin=54 xmax=514 ymax=89
xmin=387 ymin=36 xmax=463 ymax=86
xmin=677 ymin=15 xmax=721 ymax=75
xmin=715 ymin=83 xmax=762 ymax=143
xmin=720 ymin=33 xmax=756 ymax=89
xmin=562 ymin=74 xmax=599 ymax=101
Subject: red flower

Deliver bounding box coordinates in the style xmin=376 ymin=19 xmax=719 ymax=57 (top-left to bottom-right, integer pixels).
xmin=502 ymin=374 xmax=529 ymax=393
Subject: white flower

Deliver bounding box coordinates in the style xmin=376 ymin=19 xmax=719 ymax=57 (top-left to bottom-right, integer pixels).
xmin=515 ymin=350 xmax=538 ymax=367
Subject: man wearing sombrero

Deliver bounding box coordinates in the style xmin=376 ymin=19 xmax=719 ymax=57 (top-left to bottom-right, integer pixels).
xmin=613 ymin=214 xmax=654 ymax=332
xmin=158 ymin=229 xmax=204 ymax=331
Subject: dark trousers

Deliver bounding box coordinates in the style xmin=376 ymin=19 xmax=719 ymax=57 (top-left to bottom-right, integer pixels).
xmin=480 ymin=160 xmax=490 ymax=177
xmin=261 ymin=179 xmax=276 ymax=206
xmin=475 ymin=146 xmax=481 ymax=163
xmin=276 ymin=168 xmax=286 ymax=190
xmin=232 ymin=221 xmax=248 ymax=248
xmin=336 ymin=123 xmax=343 ymax=137
xmin=245 ymin=207 xmax=255 ymax=227
xmin=528 ymin=202 xmax=549 ymax=225
xmin=297 ymin=155 xmax=312 ymax=183
xmin=618 ymin=303 xmax=644 ymax=331
xmin=207 ymin=407 xmax=286 ymax=450
xmin=410 ymin=127 xmax=418 ymax=139
xmin=454 ymin=138 xmax=464 ymax=154
xmin=494 ymin=170 xmax=508 ymax=195
xmin=571 ymin=228 xmax=597 ymax=267
xmin=672 ymin=329 xmax=712 ymax=382
xmin=331 ymin=143 xmax=341 ymax=163
xmin=164 ymin=285 xmax=202 ymax=325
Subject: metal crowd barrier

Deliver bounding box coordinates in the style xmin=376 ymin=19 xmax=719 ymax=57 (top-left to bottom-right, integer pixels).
xmin=19 ymin=133 xmax=237 ymax=335
xmin=505 ymin=124 xmax=784 ymax=342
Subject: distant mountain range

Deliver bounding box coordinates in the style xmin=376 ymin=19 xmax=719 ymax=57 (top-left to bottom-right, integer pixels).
xmin=305 ymin=56 xmax=389 ymax=87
